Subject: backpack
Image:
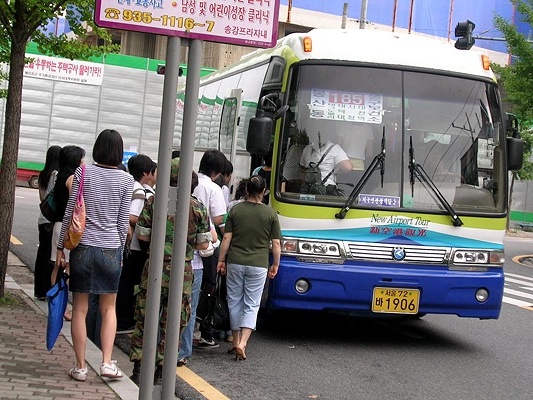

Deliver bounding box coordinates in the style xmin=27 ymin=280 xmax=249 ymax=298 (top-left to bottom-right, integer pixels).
xmin=301 ymin=145 xmax=335 ymax=195
xmin=126 ymin=187 xmax=148 ymax=255
xmin=39 ymin=187 xmax=62 ymax=222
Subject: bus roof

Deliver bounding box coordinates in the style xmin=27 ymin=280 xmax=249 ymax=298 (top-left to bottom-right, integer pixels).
xmin=282 ymin=29 xmax=494 ymax=80
xmin=200 ymin=29 xmax=495 ymax=85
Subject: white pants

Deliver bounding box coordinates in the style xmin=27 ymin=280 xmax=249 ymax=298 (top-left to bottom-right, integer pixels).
xmin=51 ymin=222 xmax=70 ymax=262
xmin=226 ymin=263 xmax=267 ymax=331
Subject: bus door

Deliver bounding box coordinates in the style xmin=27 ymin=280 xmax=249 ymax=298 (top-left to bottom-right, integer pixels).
xmin=218 ymin=89 xmax=242 ymax=167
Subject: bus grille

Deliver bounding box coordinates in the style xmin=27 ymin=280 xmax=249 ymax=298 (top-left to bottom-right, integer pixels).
xmin=346 ymin=242 xmax=449 ymax=264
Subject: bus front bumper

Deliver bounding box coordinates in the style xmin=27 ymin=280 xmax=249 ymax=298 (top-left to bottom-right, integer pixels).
xmin=265 ymin=257 xmax=504 ymax=319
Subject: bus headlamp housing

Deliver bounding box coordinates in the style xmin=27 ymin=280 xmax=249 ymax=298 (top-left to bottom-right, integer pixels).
xmin=452 ymin=250 xmax=504 ymax=265
xmin=282 ymin=239 xmax=341 ymax=257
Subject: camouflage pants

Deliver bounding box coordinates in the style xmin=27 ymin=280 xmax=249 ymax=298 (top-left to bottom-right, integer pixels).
xmin=129 ymin=260 xmax=193 ymax=365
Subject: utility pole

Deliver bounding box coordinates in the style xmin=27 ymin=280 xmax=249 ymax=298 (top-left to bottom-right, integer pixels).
xmin=341 ymin=3 xmax=348 ymax=29
xmin=359 ymin=0 xmax=368 ymax=29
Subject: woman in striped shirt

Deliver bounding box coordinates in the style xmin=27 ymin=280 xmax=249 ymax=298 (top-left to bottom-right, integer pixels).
xmin=54 ymin=129 xmax=133 ymax=382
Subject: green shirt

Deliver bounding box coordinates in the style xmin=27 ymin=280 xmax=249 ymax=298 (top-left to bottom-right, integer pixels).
xmin=225 ymin=201 xmax=282 ymax=268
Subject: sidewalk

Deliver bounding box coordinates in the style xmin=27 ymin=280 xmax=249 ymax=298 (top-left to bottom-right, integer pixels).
xmin=0 ymin=252 xmax=138 ymax=400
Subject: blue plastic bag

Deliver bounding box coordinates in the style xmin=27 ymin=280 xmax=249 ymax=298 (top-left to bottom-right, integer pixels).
xmin=46 ymin=271 xmax=69 ymax=351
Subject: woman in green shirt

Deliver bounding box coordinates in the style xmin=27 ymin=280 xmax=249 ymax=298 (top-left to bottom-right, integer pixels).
xmin=217 ymin=175 xmax=281 ymax=361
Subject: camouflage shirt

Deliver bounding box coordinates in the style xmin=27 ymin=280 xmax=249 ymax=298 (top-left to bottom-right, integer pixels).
xmin=136 ymin=194 xmax=211 ymax=264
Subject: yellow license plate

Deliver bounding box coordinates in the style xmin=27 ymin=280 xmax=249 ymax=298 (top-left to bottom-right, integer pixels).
xmin=372 ymin=287 xmax=420 ymax=314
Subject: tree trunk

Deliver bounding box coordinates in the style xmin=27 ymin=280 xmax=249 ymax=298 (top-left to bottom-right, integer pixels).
xmin=0 ymin=38 xmax=26 ymax=298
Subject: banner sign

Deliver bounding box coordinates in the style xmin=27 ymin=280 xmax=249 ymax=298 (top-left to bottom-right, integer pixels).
xmin=95 ymin=0 xmax=280 ymax=48
xmin=24 ymin=54 xmax=104 ymax=85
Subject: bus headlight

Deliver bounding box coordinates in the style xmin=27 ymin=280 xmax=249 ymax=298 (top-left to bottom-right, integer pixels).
xmin=299 ymin=240 xmax=340 ymax=256
xmin=281 ymin=239 xmax=341 ymax=257
xmin=282 ymin=239 xmax=298 ymax=253
xmin=452 ymin=250 xmax=503 ymax=265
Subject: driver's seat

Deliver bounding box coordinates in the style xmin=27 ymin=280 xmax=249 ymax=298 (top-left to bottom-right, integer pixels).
xmin=282 ymin=145 xmax=304 ymax=182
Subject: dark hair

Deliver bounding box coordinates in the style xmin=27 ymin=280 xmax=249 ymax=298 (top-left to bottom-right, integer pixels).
xmin=172 ymin=150 xmax=181 ymax=159
xmin=191 ymin=171 xmax=198 ymax=193
xmin=234 ymin=178 xmax=248 ymax=200
xmin=198 ymin=150 xmax=227 ymax=177
xmin=221 ymin=158 xmax=233 ymax=176
xmin=149 ymin=159 xmax=157 ymax=175
xmin=57 ymin=146 xmax=85 ymax=179
xmin=38 ymin=145 xmax=61 ymax=190
xmin=263 ymin=147 xmax=273 ymax=167
xmin=54 ymin=145 xmax=85 ymax=218
xmin=214 ymin=174 xmax=224 ymax=188
xmin=128 ymin=154 xmax=155 ymax=182
xmin=247 ymin=175 xmax=266 ymax=197
xmin=93 ymin=129 xmax=124 ymax=166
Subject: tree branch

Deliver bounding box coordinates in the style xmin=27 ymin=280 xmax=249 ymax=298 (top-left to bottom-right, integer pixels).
xmin=0 ymin=0 xmax=15 ymax=39
xmin=26 ymin=0 xmax=70 ymax=37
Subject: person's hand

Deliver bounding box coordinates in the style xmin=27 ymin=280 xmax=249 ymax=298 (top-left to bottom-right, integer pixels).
xmin=51 ymin=250 xmax=65 ymax=284
xmin=217 ymin=260 xmax=227 ymax=275
xmin=268 ymin=264 xmax=279 ymax=279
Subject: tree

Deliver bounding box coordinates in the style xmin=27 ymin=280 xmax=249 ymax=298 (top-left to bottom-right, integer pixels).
xmin=493 ymin=0 xmax=533 ymax=229
xmin=0 ymin=1 xmax=118 ymax=297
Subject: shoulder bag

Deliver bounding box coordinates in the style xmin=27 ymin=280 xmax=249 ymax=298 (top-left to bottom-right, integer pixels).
xmin=301 ymin=144 xmax=335 ymax=195
xmin=64 ymin=166 xmax=86 ymax=250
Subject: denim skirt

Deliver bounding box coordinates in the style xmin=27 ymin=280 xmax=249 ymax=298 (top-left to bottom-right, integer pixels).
xmin=69 ymin=245 xmax=122 ymax=294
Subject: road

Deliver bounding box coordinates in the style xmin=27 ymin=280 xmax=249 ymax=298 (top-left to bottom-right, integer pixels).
xmin=9 ymin=186 xmax=533 ymax=400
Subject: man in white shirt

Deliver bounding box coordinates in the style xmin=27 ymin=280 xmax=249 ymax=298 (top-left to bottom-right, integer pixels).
xmin=191 ymin=150 xmax=228 ymax=349
xmin=300 ymin=140 xmax=352 ymax=194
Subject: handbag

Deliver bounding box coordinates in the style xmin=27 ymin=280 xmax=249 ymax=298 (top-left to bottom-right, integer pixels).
xmin=64 ymin=166 xmax=86 ymax=250
xmin=199 ymin=273 xmax=230 ymax=332
xmin=301 ymin=145 xmax=335 ymax=195
xmin=46 ymin=269 xmax=69 ymax=351
xmin=39 ymin=187 xmax=61 ymax=222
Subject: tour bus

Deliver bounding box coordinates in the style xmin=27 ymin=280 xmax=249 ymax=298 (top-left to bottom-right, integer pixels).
xmin=180 ymin=28 xmax=523 ymax=319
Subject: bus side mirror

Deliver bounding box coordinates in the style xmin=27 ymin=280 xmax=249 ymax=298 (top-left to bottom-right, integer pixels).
xmin=247 ymin=113 xmax=272 ymax=155
xmin=246 ymin=92 xmax=287 ymax=155
xmin=507 ymin=136 xmax=524 ymax=171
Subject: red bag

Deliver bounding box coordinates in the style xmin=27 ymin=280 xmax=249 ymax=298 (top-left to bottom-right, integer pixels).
xmin=64 ymin=166 xmax=86 ymax=250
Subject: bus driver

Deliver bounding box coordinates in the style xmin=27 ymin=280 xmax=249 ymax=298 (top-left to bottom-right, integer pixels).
xmin=299 ymin=133 xmax=352 ymax=195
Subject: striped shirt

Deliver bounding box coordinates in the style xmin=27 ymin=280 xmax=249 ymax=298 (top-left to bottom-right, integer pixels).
xmin=58 ymin=164 xmax=133 ymax=250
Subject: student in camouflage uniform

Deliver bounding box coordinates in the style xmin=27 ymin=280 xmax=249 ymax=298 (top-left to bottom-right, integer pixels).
xmin=129 ymin=159 xmax=211 ymax=384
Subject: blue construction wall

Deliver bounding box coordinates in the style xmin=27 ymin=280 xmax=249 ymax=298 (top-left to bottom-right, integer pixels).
xmin=281 ymin=1 xmax=528 ymax=55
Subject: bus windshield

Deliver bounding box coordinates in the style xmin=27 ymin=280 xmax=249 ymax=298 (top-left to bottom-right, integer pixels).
xmin=277 ymin=63 xmax=505 ymax=215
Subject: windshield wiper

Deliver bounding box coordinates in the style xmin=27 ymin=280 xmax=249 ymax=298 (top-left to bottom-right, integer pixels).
xmin=335 ymin=128 xmax=386 ymax=219
xmin=409 ymin=136 xmax=463 ymax=227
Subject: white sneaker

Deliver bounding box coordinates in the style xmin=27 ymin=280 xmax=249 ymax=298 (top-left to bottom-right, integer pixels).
xmin=68 ymin=366 xmax=88 ymax=382
xmin=100 ymin=360 xmax=123 ymax=379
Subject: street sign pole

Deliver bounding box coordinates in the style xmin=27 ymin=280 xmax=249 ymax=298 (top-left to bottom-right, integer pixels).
xmin=161 ymin=38 xmax=203 ymax=400
xmin=94 ymin=2 xmax=281 ymax=399
xmin=139 ymin=36 xmax=181 ymax=400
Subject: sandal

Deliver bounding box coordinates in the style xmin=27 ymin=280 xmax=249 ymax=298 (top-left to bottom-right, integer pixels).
xmin=235 ymin=347 xmax=246 ymax=361
xmin=227 ymin=346 xmax=237 ymax=354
